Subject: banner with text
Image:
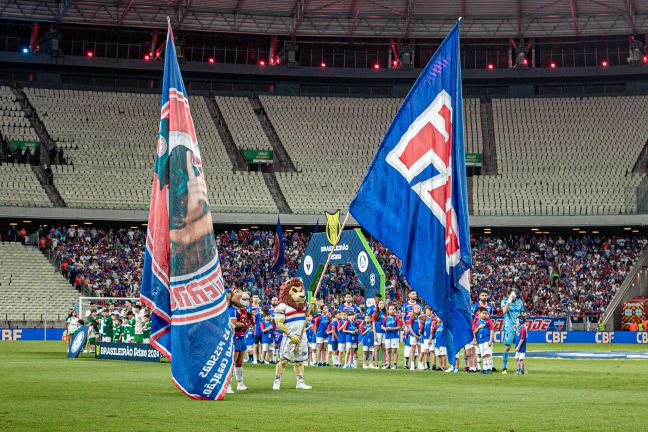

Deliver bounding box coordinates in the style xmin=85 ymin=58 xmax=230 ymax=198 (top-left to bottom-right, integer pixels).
xmin=0 ymin=328 xmax=65 ymax=341
xmin=492 ymin=316 xmax=569 ymax=332
xmin=241 ymin=149 xmax=273 ymax=163
xmin=95 ymin=342 xmax=161 ymax=362
xmin=492 ymin=331 xmax=648 ymax=344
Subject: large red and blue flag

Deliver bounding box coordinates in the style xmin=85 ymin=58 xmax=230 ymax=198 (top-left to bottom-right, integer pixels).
xmin=349 ymin=21 xmax=472 ymax=361
xmin=140 ymin=22 xmax=233 ymax=400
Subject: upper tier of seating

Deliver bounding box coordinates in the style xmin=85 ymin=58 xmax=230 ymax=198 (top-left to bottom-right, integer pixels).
xmin=23 ymin=88 xmax=277 ymax=213
xmin=261 ymin=95 xmax=483 ymax=213
xmin=0 ymin=86 xmax=39 ymax=143
xmin=214 ymin=96 xmax=272 ymax=151
xmin=473 ymin=96 xmax=648 ymax=216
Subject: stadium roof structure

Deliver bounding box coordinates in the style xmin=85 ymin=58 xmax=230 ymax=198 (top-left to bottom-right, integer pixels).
xmin=1 ymin=0 xmax=647 ymax=38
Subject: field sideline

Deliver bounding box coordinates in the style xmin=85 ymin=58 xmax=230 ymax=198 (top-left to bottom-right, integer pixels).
xmin=1 ymin=342 xmax=647 ymax=431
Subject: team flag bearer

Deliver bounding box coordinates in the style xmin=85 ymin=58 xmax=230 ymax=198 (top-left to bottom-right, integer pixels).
xmin=140 ymin=19 xmax=234 ymax=400
xmin=349 ymin=20 xmax=472 ymax=361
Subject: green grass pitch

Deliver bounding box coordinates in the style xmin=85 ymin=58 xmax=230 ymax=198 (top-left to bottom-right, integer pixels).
xmin=1 ymin=342 xmax=647 ymax=431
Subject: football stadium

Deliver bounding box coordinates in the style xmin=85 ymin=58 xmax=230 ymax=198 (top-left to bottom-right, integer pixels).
xmin=1 ymin=1 xmax=648 ymax=431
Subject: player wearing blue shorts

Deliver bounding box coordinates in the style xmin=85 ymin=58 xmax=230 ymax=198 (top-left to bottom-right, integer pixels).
xmin=501 ymin=289 xmax=525 ymax=374
xmin=515 ymin=316 xmax=528 ymax=375
xmin=326 ymin=314 xmax=339 ymax=367
xmin=342 ymin=311 xmax=359 ymax=368
xmin=247 ymin=296 xmax=262 ymax=364
xmin=260 ymin=312 xmax=275 ymax=364
xmin=361 ymin=314 xmax=375 ymax=368
xmin=245 ymin=326 xmax=255 ymax=363
xmin=306 ymin=315 xmax=317 ymax=366
xmin=313 ymin=305 xmax=330 ymax=366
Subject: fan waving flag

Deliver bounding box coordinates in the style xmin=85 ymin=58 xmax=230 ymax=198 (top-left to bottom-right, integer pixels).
xmin=272 ymin=217 xmax=285 ymax=272
xmin=349 ymin=21 xmax=472 ymax=362
xmin=140 ymin=21 xmax=233 ymax=400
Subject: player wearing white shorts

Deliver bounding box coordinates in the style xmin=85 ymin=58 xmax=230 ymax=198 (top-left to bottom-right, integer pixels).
xmin=419 ymin=306 xmax=436 ymax=370
xmin=473 ymin=307 xmax=495 ymax=373
xmin=372 ymin=301 xmax=387 ymax=368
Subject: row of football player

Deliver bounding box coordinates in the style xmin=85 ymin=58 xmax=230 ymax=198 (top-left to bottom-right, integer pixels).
xmin=64 ymin=304 xmax=152 ymax=351
xmin=241 ymin=291 xmax=528 ymax=374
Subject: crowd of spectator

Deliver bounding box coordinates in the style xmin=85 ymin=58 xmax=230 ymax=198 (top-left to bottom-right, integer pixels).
xmin=34 ymin=225 xmax=647 ymax=320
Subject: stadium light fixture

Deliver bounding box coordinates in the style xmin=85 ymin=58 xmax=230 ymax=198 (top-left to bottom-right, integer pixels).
xmin=600 ymin=60 xmax=608 ymax=67
xmin=144 ymin=54 xmax=151 ymax=61
xmin=579 ymin=230 xmax=586 ymax=234
xmin=21 ymin=47 xmax=29 ymax=54
xmin=208 ymin=57 xmax=215 ymax=63
xmin=9 ymin=222 xmax=17 ymax=226
xmin=22 ymin=220 xmax=31 ymax=223
xmin=141 ymin=223 xmax=147 ymax=226
xmin=373 ymin=63 xmax=380 ymax=70
xmin=530 ymin=228 xmax=539 ymax=231
xmin=632 ymin=229 xmax=640 ymax=233
xmin=130 ymin=226 xmax=138 ymax=229
xmin=487 ymin=64 xmax=494 ymax=70
xmin=258 ymin=59 xmax=266 ymax=67
xmin=550 ymin=62 xmax=556 ymax=68
xmin=86 ymin=51 xmax=94 ymax=57
xmin=294 ymin=227 xmax=302 ymax=230
xmin=320 ymin=61 xmax=326 ymax=68
xmin=591 ymin=230 xmax=600 ymax=234
xmin=83 ymin=222 xmax=92 ymax=225
xmin=624 ymin=227 xmax=632 ymax=231
xmin=523 ymin=59 xmax=528 ymax=65
xmin=250 ymin=226 xmax=258 ymax=229
xmin=543 ymin=231 xmax=550 ymax=234
xmin=643 ymin=55 xmax=648 ymax=64
xmin=571 ymin=227 xmax=580 ymax=231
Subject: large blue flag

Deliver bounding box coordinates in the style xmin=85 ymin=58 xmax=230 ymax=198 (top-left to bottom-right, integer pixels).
xmin=140 ymin=22 xmax=233 ymax=400
xmin=349 ymin=21 xmax=472 ymax=362
xmin=271 ymin=216 xmax=285 ymax=272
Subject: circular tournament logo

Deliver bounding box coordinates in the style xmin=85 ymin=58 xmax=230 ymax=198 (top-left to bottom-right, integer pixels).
xmin=71 ymin=332 xmax=85 ymax=352
xmin=157 ymin=135 xmax=167 ymax=157
xmin=304 ymin=255 xmax=314 ymax=276
xmin=370 ymin=273 xmax=376 ymax=286
xmin=357 ymin=251 xmax=369 ymax=273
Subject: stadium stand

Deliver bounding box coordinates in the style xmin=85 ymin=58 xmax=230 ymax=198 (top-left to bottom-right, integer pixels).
xmin=22 ymin=88 xmax=277 ymax=212
xmin=261 ymin=96 xmax=483 ymax=214
xmin=0 ymin=85 xmax=39 ymax=144
xmin=39 ymin=225 xmax=645 ymax=320
xmin=474 ymin=96 xmax=648 ymax=216
xmin=0 ymin=241 xmax=78 ymax=321
xmin=214 ymin=96 xmax=272 ymax=151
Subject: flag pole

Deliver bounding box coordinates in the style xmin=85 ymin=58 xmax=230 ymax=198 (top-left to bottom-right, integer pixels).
xmin=294 ymin=211 xmax=350 ymax=351
xmin=310 ymin=211 xmax=350 ymax=303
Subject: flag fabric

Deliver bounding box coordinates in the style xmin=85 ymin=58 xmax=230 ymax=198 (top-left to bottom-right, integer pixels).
xmin=349 ymin=21 xmax=472 ymax=361
xmin=140 ymin=22 xmax=233 ymax=400
xmin=271 ymin=216 xmax=285 ymax=272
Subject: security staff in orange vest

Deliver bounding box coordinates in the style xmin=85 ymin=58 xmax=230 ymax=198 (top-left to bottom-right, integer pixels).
xmin=628 ymin=321 xmax=639 ymax=332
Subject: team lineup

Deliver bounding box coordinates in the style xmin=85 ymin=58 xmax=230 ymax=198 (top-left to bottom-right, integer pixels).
xmin=226 ymin=279 xmax=529 ymax=393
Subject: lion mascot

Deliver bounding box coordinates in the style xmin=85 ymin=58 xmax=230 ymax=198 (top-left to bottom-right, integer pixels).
xmin=273 ymin=277 xmax=316 ymax=390
xmin=226 ymin=287 xmax=251 ymax=393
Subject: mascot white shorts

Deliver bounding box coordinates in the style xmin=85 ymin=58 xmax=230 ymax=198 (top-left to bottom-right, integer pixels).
xmin=279 ymin=334 xmax=308 ymax=363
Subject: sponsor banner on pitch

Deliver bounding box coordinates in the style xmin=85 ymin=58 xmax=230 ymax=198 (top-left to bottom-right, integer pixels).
xmin=492 ymin=317 xmax=568 ymax=332
xmin=0 ymin=328 xmax=65 ymax=341
xmin=95 ymin=342 xmax=161 ymax=362
xmin=492 ymin=331 xmax=648 ymax=344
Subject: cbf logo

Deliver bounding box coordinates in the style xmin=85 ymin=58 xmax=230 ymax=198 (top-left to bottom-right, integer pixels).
xmin=325 ymin=210 xmax=341 ymax=245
